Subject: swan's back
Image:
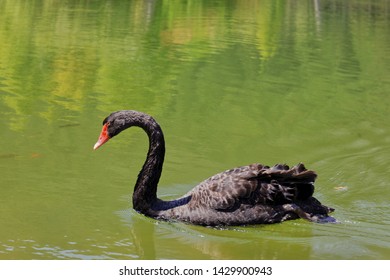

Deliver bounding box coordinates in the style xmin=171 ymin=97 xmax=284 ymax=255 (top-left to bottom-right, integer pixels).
xmin=156 ymin=163 xmax=334 ymax=225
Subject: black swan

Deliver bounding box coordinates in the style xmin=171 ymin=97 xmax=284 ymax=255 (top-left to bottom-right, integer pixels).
xmin=94 ymin=110 xmax=335 ymax=226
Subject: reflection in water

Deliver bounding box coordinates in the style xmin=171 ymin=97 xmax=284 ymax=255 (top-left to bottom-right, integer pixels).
xmin=313 ymin=0 xmax=321 ymax=32
xmin=0 ymin=0 xmax=390 ymax=259
xmin=123 ymin=209 xmax=157 ymax=260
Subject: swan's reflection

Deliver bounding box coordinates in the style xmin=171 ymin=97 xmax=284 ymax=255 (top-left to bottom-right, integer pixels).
xmin=126 ymin=208 xmax=314 ymax=259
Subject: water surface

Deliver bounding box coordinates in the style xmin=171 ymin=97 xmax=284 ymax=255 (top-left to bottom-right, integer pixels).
xmin=0 ymin=0 xmax=389 ymax=259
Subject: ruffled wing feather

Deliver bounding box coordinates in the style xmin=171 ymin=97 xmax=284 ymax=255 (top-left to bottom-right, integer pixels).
xmin=189 ymin=163 xmax=317 ymax=211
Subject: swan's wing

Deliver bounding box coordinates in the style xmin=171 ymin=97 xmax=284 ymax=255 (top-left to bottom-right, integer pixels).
xmin=190 ymin=163 xmax=317 ymax=210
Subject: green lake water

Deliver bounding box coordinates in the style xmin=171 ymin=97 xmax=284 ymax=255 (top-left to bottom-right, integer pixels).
xmin=0 ymin=0 xmax=389 ymax=259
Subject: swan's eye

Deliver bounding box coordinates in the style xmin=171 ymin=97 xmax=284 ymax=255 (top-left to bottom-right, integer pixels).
xmin=102 ymin=116 xmax=110 ymax=125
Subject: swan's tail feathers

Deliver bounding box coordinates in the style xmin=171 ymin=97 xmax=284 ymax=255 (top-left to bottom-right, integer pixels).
xmin=257 ymin=163 xmax=318 ymax=202
xmin=265 ymin=163 xmax=317 ymax=183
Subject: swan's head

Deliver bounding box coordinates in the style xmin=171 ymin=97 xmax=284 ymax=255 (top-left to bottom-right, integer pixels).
xmin=94 ymin=110 xmax=160 ymax=150
xmin=93 ymin=110 xmax=136 ymax=150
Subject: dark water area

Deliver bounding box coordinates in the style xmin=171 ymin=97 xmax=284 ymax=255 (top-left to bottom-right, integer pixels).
xmin=0 ymin=0 xmax=389 ymax=259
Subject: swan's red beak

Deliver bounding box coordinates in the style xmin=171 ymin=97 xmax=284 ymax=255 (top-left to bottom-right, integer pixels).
xmin=94 ymin=123 xmax=110 ymax=150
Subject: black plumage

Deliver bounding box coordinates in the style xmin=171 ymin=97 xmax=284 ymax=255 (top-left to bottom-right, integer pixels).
xmin=94 ymin=110 xmax=335 ymax=226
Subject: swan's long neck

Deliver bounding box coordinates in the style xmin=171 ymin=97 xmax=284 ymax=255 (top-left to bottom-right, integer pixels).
xmin=132 ymin=115 xmax=165 ymax=214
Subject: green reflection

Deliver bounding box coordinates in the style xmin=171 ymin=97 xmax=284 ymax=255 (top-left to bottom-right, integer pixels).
xmin=0 ymin=0 xmax=389 ymax=260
